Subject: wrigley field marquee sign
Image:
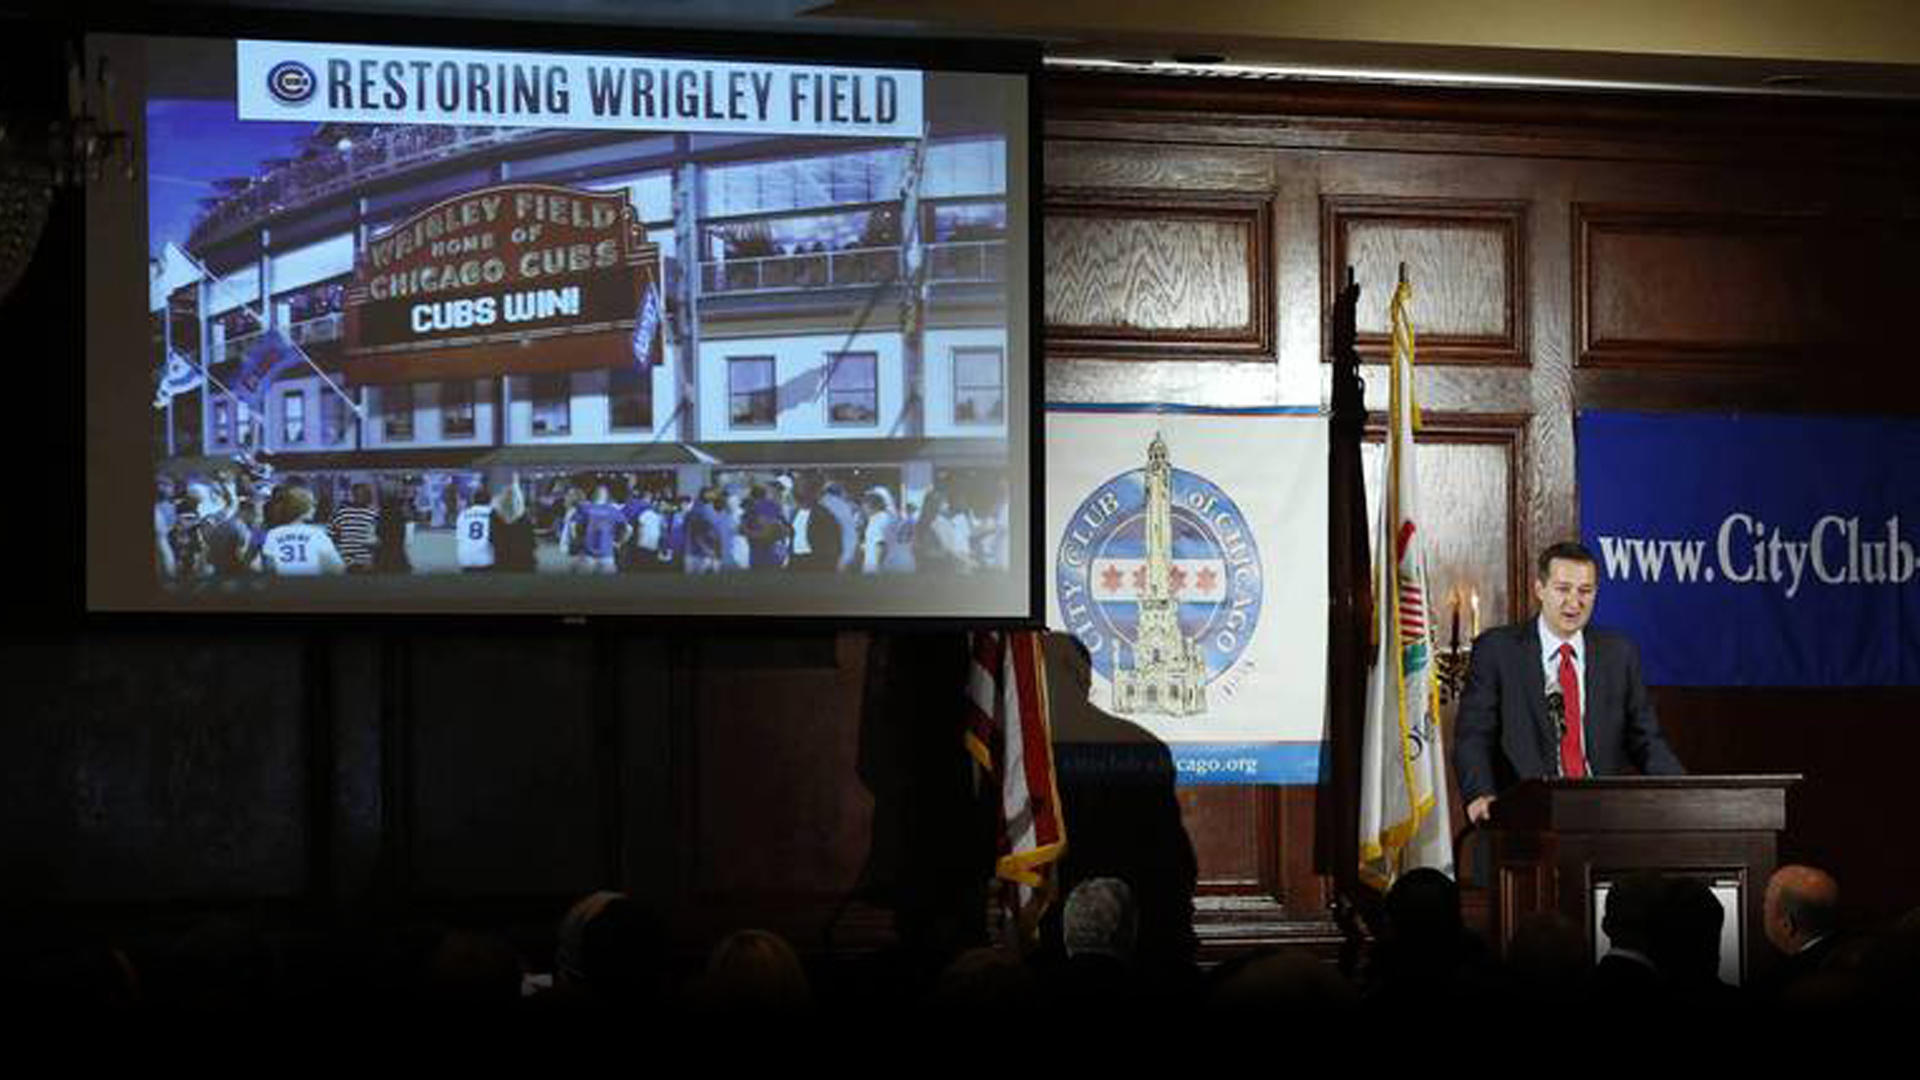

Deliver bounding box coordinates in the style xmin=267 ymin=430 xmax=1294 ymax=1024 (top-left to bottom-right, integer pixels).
xmin=344 ymin=182 xmax=664 ymax=384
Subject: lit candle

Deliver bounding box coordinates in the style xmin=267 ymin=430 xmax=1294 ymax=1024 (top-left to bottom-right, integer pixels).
xmin=1470 ymin=590 xmax=1481 ymax=639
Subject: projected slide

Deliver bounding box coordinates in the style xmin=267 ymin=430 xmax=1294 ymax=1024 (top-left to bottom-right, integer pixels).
xmin=98 ymin=33 xmax=1031 ymax=618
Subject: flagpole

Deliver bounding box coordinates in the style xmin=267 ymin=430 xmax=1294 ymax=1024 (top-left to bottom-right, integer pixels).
xmin=162 ymin=292 xmax=175 ymax=457
xmin=1316 ymin=264 xmax=1370 ymax=902
xmin=294 ymin=343 xmax=368 ymax=423
xmin=172 ymin=242 xmax=366 ymax=423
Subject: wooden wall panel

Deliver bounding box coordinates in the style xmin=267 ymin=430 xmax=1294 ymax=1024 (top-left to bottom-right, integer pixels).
xmin=682 ymin=633 xmax=873 ymax=940
xmin=1049 ymin=215 xmax=1251 ymax=329
xmin=1578 ymin=209 xmax=1814 ymax=368
xmin=1326 ymin=197 xmax=1528 ymax=366
xmin=1655 ymin=687 xmax=1920 ymax=927
xmin=406 ymin=636 xmax=606 ymax=898
xmin=611 ymin=636 xmax=679 ymax=912
xmin=1576 ymin=207 xmax=1919 ymax=371
xmin=1179 ymin=787 xmax=1263 ymax=892
xmin=0 ymin=634 xmax=308 ymax=903
xmin=1362 ymin=414 xmax=1530 ymax=642
xmin=1045 ymin=191 xmax=1275 ymax=358
xmin=326 ymin=636 xmax=386 ymax=907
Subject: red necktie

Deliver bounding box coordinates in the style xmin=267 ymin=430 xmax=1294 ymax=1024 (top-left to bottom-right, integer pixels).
xmin=1558 ymin=643 xmax=1586 ymax=778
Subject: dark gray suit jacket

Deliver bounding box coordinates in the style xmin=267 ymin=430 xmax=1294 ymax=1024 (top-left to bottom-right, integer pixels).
xmin=1453 ymin=620 xmax=1685 ymax=804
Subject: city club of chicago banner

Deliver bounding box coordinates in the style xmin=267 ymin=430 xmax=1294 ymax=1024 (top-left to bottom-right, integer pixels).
xmin=1580 ymin=410 xmax=1920 ymax=686
xmin=1045 ymin=405 xmax=1328 ymax=785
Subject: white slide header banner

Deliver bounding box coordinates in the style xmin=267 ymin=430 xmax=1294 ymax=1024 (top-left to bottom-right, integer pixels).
xmin=236 ymin=39 xmax=923 ymax=136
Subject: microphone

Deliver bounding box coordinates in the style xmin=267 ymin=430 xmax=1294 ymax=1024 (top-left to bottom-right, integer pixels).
xmin=1545 ymin=687 xmax=1566 ymax=777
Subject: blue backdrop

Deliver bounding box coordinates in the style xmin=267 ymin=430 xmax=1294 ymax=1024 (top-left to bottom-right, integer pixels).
xmin=1579 ymin=411 xmax=1920 ymax=687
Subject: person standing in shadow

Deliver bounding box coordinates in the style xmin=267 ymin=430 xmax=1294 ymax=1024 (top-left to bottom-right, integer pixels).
xmin=1040 ymin=632 xmax=1199 ymax=999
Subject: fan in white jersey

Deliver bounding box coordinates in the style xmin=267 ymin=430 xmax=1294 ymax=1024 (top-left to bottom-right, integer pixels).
xmin=261 ymin=485 xmax=345 ymax=576
xmin=456 ymin=483 xmax=495 ymax=571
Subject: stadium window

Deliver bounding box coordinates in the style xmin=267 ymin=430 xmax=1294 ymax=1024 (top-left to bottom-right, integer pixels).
xmin=442 ymin=380 xmax=476 ymax=439
xmin=923 ymin=139 xmax=1007 ymax=198
xmin=930 ymin=201 xmax=1007 ymax=242
xmin=704 ymin=148 xmax=905 ymax=217
xmin=953 ymin=347 xmax=1004 ymax=424
xmin=531 ymin=374 xmax=572 ymax=436
xmin=212 ymin=398 xmax=234 ymax=447
xmin=382 ymin=384 xmax=415 ymax=441
xmin=826 ymin=352 xmax=878 ymax=426
xmin=728 ymin=357 xmax=777 ymax=429
xmin=321 ymin=390 xmax=352 ymax=446
xmin=172 ymin=393 xmax=203 ymax=455
xmin=609 ymin=367 xmax=651 ymax=431
xmin=281 ymin=391 xmax=306 ymax=444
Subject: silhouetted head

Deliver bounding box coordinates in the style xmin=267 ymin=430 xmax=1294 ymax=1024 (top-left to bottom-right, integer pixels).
xmin=1062 ymin=878 xmax=1137 ymax=962
xmin=554 ymin=891 xmax=666 ymax=1004
xmin=1651 ymin=877 xmax=1726 ymax=980
xmin=1603 ymin=872 xmax=1668 ymax=953
xmin=693 ymin=929 xmax=812 ymax=1013
xmin=417 ymin=928 xmax=523 ymax=1013
xmin=929 ymin=946 xmax=1041 ymax=1012
xmin=1208 ymin=947 xmax=1358 ymax=1016
xmin=160 ymin=918 xmax=279 ymax=1015
xmin=1765 ymin=864 xmax=1840 ymax=956
xmin=1384 ymin=867 xmax=1463 ymax=950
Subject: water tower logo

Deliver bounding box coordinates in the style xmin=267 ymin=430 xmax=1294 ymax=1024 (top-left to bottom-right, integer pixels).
xmin=1055 ymin=432 xmax=1264 ymax=718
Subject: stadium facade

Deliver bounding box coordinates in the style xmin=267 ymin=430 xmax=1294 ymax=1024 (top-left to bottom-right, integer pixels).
xmin=149 ymin=114 xmax=1012 ymax=513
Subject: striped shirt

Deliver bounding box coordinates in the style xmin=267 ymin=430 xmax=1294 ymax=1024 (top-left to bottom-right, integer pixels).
xmin=330 ymin=505 xmax=378 ymax=568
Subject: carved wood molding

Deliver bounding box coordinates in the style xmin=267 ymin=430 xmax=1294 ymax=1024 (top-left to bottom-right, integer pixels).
xmin=1044 ymin=72 xmax=1920 ymax=168
xmin=1324 ymin=196 xmax=1529 ymax=368
xmin=1045 ymin=187 xmax=1275 ymax=361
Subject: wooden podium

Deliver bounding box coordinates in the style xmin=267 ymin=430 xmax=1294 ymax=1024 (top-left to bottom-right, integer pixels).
xmin=1486 ymin=775 xmax=1800 ymax=985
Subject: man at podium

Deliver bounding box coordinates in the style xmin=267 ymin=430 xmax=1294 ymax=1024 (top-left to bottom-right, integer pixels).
xmin=1455 ymin=541 xmax=1686 ymax=824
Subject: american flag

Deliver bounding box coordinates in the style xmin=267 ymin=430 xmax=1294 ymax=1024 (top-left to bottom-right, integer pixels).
xmin=964 ymin=630 xmax=1066 ymax=946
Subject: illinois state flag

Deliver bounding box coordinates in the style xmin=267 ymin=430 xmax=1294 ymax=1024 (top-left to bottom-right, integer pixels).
xmin=1358 ymin=279 xmax=1454 ymax=888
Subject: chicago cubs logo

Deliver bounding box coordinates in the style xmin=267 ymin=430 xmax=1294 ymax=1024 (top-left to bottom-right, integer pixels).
xmin=1055 ymin=434 xmax=1263 ymax=718
xmin=266 ymin=61 xmax=317 ymax=106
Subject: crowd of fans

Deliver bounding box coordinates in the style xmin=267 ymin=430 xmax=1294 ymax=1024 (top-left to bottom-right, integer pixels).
xmin=156 ymin=466 xmax=1012 ymax=583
